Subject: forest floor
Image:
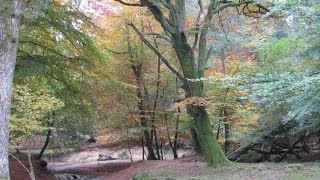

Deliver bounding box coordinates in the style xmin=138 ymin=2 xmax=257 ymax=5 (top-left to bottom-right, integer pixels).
xmin=9 ymin=134 xmax=320 ymax=180
xmin=10 ymin=155 xmax=320 ymax=180
xmin=104 ymin=157 xmax=320 ymax=180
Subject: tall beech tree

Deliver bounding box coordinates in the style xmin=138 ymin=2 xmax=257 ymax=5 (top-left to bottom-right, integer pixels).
xmin=0 ymin=0 xmax=21 ymax=178
xmin=116 ymin=0 xmax=269 ymax=166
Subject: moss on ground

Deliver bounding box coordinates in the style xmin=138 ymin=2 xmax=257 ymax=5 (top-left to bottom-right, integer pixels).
xmin=133 ymin=162 xmax=320 ymax=180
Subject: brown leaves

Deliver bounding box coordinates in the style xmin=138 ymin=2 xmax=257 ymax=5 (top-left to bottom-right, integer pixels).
xmin=173 ymin=96 xmax=208 ymax=108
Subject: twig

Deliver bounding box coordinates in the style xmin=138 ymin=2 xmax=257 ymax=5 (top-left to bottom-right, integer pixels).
xmin=9 ymin=153 xmax=34 ymax=180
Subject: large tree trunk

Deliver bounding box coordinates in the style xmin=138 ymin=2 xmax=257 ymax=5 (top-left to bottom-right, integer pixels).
xmin=191 ymin=105 xmax=229 ymax=166
xmin=172 ymin=32 xmax=229 ymax=166
xmin=0 ymin=1 xmax=21 ymax=179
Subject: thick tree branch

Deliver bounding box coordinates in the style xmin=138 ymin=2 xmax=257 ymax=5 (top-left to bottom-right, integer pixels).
xmin=148 ymin=5 xmax=175 ymax=34
xmin=205 ymin=45 xmax=214 ymax=63
xmin=128 ymin=22 xmax=187 ymax=84
xmin=198 ymin=0 xmax=218 ymax=73
xmin=115 ymin=0 xmax=175 ymax=34
xmin=192 ymin=0 xmax=204 ymax=52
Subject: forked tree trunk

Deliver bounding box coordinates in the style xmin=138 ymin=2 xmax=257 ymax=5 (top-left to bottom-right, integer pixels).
xmin=172 ymin=32 xmax=229 ymax=166
xmin=0 ymin=1 xmax=21 ymax=179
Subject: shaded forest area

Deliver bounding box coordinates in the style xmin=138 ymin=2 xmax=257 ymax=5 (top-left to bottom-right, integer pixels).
xmin=0 ymin=0 xmax=320 ymax=179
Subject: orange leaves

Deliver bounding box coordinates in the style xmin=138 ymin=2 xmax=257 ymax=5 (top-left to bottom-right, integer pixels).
xmin=225 ymin=52 xmax=259 ymax=75
xmin=185 ymin=17 xmax=195 ymax=29
xmin=206 ymin=51 xmax=259 ymax=77
xmin=206 ymin=37 xmax=218 ymax=43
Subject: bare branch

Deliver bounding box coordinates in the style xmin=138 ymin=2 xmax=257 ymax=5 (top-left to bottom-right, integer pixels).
xmin=121 ymin=0 xmax=175 ymax=34
xmin=9 ymin=153 xmax=33 ymax=179
xmin=242 ymin=3 xmax=269 ymax=18
xmin=213 ymin=1 xmax=270 ymax=15
xmin=148 ymin=32 xmax=172 ymax=44
xmin=205 ymin=45 xmax=214 ymax=63
xmin=114 ymin=0 xmax=144 ymax=6
xmin=127 ymin=22 xmax=187 ymax=84
xmin=105 ymin=47 xmax=129 ymax=54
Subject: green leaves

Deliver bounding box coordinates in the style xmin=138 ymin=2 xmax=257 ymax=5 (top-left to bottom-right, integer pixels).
xmin=239 ymin=70 xmax=320 ymax=134
xmin=11 ymin=1 xmax=106 ymax=142
xmin=258 ymin=37 xmax=305 ymax=72
xmin=10 ymin=84 xmax=64 ymax=141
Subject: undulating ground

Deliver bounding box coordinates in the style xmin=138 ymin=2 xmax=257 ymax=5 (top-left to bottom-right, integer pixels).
xmin=9 ymin=135 xmax=320 ymax=180
xmin=10 ymin=155 xmax=320 ymax=180
xmin=102 ymin=156 xmax=320 ymax=180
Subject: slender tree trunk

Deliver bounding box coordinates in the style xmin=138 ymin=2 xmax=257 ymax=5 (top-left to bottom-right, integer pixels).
xmin=141 ymin=135 xmax=145 ymax=160
xmin=153 ymin=128 xmax=161 ymax=159
xmin=165 ymin=108 xmax=180 ymax=159
xmin=224 ymin=110 xmax=232 ymax=154
xmin=172 ymin=107 xmax=180 ymax=159
xmin=0 ymin=1 xmax=21 ymax=179
xmin=151 ymin=57 xmax=161 ymax=159
xmin=38 ymin=121 xmax=54 ymax=160
xmin=132 ymin=64 xmax=157 ymax=160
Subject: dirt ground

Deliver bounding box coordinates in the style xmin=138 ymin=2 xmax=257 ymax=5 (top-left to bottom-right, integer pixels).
xmin=10 ymin=158 xmax=55 ymax=180
xmin=9 ymin=135 xmax=320 ymax=180
xmin=9 ymin=152 xmax=320 ymax=180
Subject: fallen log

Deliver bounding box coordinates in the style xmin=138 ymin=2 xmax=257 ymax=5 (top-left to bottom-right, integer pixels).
xmin=227 ymin=121 xmax=297 ymax=161
xmin=47 ymin=160 xmax=132 ymax=175
xmin=278 ymin=135 xmax=305 ymax=161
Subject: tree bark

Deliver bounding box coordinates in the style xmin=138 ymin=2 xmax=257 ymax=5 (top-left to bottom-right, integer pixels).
xmin=0 ymin=0 xmax=21 ymax=179
xmin=190 ymin=126 xmax=202 ymax=153
xmin=191 ymin=106 xmax=229 ymax=166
